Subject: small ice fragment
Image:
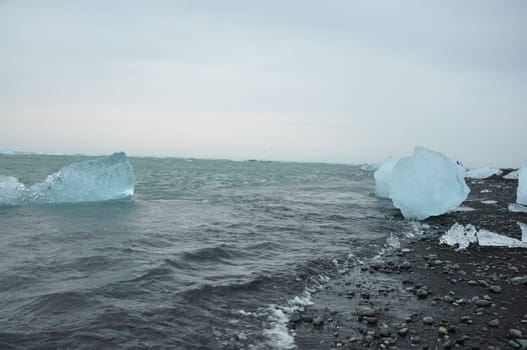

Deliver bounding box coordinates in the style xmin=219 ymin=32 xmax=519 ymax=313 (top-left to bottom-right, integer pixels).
xmin=477 ymin=229 xmax=527 ymax=248
xmin=509 ymin=203 xmax=527 ymax=213
xmin=439 ymin=223 xmax=477 ymax=250
xmin=504 ymin=169 xmax=519 ymax=179
xmin=440 ymin=223 xmax=527 ymax=249
xmin=450 ymin=206 xmax=476 ymax=212
xmin=518 ymin=222 xmax=527 ymax=242
xmin=374 ymin=158 xmax=398 ymax=198
xmin=466 ymin=167 xmax=502 ymax=179
xmin=481 ymin=200 xmax=497 ymax=205
xmin=480 ymin=189 xmax=491 ymax=193
xmin=517 ymin=165 xmax=527 ymax=205
xmin=389 ymin=147 xmax=470 ymax=220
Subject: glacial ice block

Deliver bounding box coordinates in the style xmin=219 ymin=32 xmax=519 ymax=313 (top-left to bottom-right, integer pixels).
xmin=374 ymin=158 xmax=398 ymax=198
xmin=389 ymin=147 xmax=470 ymax=220
xmin=0 ymin=152 xmax=135 ymax=206
xmin=517 ymin=165 xmax=527 ymax=205
xmin=0 ymin=176 xmax=26 ymax=204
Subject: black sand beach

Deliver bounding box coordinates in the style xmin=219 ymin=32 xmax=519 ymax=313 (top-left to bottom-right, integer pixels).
xmin=291 ymin=172 xmax=527 ymax=350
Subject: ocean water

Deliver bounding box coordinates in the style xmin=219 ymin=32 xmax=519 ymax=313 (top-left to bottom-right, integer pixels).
xmin=0 ymin=154 xmax=416 ymax=349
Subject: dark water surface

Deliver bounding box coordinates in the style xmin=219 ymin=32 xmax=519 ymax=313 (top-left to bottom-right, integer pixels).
xmin=0 ymin=155 xmax=414 ymax=349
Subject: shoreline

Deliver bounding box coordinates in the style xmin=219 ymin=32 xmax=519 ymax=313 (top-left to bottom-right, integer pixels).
xmin=291 ymin=174 xmax=527 ymax=349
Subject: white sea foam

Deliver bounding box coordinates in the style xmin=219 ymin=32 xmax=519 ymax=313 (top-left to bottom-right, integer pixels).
xmin=263 ymin=291 xmax=314 ymax=350
xmin=264 ymin=308 xmax=296 ymax=350
xmin=481 ymin=200 xmax=497 ymax=205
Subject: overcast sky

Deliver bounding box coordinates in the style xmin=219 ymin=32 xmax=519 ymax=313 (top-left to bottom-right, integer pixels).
xmin=1 ymin=1 xmax=526 ymax=167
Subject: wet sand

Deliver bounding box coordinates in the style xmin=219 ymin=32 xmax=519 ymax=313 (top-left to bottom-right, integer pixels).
xmin=292 ymin=172 xmax=527 ymax=349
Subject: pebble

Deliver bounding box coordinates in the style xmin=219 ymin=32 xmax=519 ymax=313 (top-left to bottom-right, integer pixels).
xmin=365 ymin=317 xmax=377 ymax=325
xmin=400 ymin=260 xmax=412 ymax=269
xmin=488 ymin=319 xmax=499 ymax=327
xmin=313 ymin=317 xmax=324 ymax=327
xmin=431 ymin=259 xmax=443 ymax=266
xmin=444 ymin=295 xmax=454 ymax=303
xmin=356 ymin=306 xmax=376 ymax=317
xmin=379 ymin=324 xmax=391 ymax=337
xmin=422 ymin=316 xmax=434 ymax=325
xmin=289 ymin=311 xmax=301 ymax=323
xmin=397 ymin=328 xmax=408 ymax=337
xmin=416 ymin=287 xmax=429 ymax=299
xmin=460 ymin=316 xmax=472 ymax=324
xmin=302 ymin=314 xmax=313 ymax=323
xmin=488 ymin=285 xmax=502 ymax=293
xmin=509 ymin=329 xmax=523 ymax=339
xmin=475 ymin=299 xmax=491 ymax=307
xmin=511 ymin=277 xmax=527 ymax=285
xmin=478 ymin=280 xmax=490 ymax=288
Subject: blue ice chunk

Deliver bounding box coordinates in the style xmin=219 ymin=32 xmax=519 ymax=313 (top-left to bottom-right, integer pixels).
xmin=0 ymin=152 xmax=135 ymax=206
xmin=0 ymin=176 xmax=26 ymax=204
xmin=389 ymin=147 xmax=470 ymax=220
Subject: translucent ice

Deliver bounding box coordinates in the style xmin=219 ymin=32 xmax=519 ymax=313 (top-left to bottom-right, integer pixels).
xmin=373 ymin=158 xmax=398 ymax=198
xmin=478 ymin=229 xmax=527 ymax=248
xmin=389 ymin=147 xmax=470 ymax=220
xmin=439 ymin=223 xmax=477 ymax=250
xmin=0 ymin=152 xmax=135 ymax=206
xmin=0 ymin=176 xmax=26 ymax=204
xmin=509 ymin=203 xmax=527 ymax=213
xmin=440 ymin=223 xmax=527 ymax=250
xmin=465 ymin=167 xmax=502 ymax=179
xmin=517 ymin=165 xmax=527 ymax=205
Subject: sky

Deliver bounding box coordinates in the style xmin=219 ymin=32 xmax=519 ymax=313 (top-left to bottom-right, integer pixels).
xmin=1 ymin=1 xmax=526 ymax=167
